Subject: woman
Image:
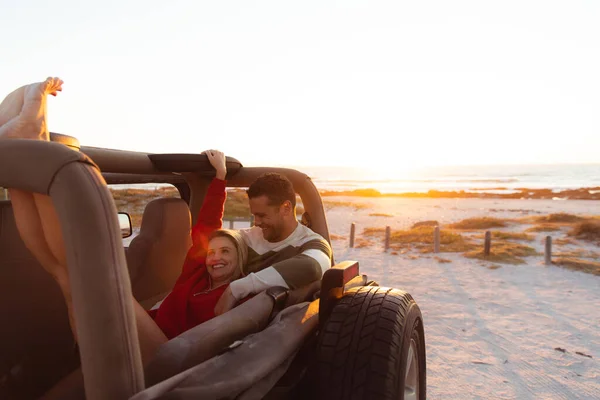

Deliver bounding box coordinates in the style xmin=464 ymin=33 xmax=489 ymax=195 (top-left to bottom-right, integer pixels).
xmin=0 ymin=77 xmax=248 ymax=363
xmin=148 ymin=149 xmax=250 ymax=339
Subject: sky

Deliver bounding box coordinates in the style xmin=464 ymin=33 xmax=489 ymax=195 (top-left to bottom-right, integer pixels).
xmin=1 ymin=0 xmax=599 ymax=171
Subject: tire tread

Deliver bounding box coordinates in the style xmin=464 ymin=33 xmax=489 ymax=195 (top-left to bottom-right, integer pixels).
xmin=317 ymin=286 xmax=421 ymax=399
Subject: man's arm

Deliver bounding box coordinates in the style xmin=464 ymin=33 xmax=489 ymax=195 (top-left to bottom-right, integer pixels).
xmin=214 ymin=245 xmax=331 ymax=316
xmin=229 ymin=240 xmax=332 ymax=300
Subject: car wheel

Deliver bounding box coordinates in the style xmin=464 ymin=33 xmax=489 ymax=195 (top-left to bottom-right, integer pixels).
xmin=316 ymin=286 xmax=426 ymax=400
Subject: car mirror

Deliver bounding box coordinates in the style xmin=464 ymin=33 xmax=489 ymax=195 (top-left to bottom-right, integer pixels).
xmin=118 ymin=212 xmax=133 ymax=238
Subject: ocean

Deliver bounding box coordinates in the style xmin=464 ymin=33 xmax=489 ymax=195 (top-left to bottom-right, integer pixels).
xmin=111 ymin=163 xmax=600 ymax=195
xmin=297 ymin=164 xmax=600 ymax=194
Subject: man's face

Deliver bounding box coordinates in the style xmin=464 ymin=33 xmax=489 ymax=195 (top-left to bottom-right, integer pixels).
xmin=249 ymin=195 xmax=288 ymax=242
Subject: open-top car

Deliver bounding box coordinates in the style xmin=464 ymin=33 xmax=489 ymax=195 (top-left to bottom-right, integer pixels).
xmin=0 ymin=133 xmax=426 ymax=400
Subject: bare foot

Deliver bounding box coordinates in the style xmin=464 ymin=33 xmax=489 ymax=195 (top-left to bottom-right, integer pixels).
xmin=0 ymin=77 xmax=63 ymax=140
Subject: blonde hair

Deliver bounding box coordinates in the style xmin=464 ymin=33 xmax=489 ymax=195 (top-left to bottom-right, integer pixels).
xmin=208 ymin=229 xmax=248 ymax=280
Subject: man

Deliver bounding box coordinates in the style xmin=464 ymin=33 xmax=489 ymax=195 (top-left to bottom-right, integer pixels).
xmin=214 ymin=173 xmax=332 ymax=314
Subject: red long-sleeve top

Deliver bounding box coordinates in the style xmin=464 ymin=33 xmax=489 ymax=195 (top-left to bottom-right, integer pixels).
xmin=149 ymin=178 xmax=228 ymax=339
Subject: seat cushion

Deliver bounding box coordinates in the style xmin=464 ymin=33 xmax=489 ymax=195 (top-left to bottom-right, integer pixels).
xmin=127 ymin=198 xmax=192 ymax=304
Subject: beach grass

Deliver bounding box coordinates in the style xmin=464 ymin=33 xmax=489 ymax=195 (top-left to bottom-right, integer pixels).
xmin=323 ymin=200 xmax=371 ymax=210
xmin=111 ymin=187 xmax=179 ymax=228
xmin=448 ymin=217 xmax=510 ymax=230
xmin=553 ymin=257 xmax=600 ymax=276
xmin=111 ymin=187 xmax=179 ymax=202
xmin=473 ymin=231 xmax=534 ymax=242
xmin=411 ymin=220 xmax=439 ymax=229
xmin=525 ymin=224 xmax=562 ymax=233
xmin=225 ymin=190 xmax=308 ymax=216
xmin=354 ymin=238 xmax=374 ymax=248
xmin=554 ymin=237 xmax=577 ymax=246
xmin=224 ymin=190 xmax=251 ymax=218
xmin=519 ymin=214 xmax=599 ymax=232
xmin=369 ymin=212 xmax=393 ymax=217
xmin=554 ymin=249 xmax=600 ymax=259
xmin=464 ymin=241 xmax=538 ymax=264
xmin=493 ymin=231 xmax=534 ymax=241
xmin=531 ymin=213 xmax=586 ymax=224
xmin=568 ymin=221 xmax=600 ymax=243
xmin=363 ymin=226 xmax=477 ymax=253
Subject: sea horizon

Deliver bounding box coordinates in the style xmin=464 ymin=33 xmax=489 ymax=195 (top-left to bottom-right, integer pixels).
xmin=294 ymin=163 xmax=600 ymax=195
xmin=111 ymin=162 xmax=600 ymax=198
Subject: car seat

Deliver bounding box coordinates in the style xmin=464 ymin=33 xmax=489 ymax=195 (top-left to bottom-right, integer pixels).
xmin=0 ymin=200 xmax=79 ymax=399
xmin=126 ymin=198 xmax=192 ymax=309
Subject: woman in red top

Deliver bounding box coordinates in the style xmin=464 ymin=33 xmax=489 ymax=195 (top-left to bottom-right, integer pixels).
xmin=148 ymin=149 xmax=249 ymax=339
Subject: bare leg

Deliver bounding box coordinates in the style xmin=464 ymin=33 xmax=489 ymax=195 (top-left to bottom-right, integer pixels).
xmin=0 ymin=78 xmax=166 ymax=365
xmin=8 ymin=188 xmax=76 ymax=336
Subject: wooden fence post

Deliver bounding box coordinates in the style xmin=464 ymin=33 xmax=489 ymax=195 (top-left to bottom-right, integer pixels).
xmin=349 ymin=223 xmax=355 ymax=248
xmin=250 ymin=215 xmax=255 ymax=227
xmin=434 ymin=226 xmax=440 ymax=253
xmin=484 ymin=231 xmax=491 ymax=256
xmin=228 ymin=220 xmax=234 ymax=229
xmin=545 ymin=236 xmax=552 ymax=265
xmin=384 ymin=226 xmax=391 ymax=251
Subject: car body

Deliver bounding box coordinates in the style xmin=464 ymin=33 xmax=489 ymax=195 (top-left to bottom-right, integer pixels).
xmin=0 ymin=133 xmax=426 ymax=400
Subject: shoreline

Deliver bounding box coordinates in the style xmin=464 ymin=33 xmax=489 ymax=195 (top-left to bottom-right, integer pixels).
xmin=318 ymin=186 xmax=600 ymax=200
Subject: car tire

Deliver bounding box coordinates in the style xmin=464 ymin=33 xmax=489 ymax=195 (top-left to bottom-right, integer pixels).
xmin=316 ymin=286 xmax=426 ymax=400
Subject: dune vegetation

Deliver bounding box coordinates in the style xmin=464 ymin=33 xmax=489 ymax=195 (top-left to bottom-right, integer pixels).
xmin=464 ymin=242 xmax=538 ymax=264
xmin=362 ymin=225 xmax=477 ymax=253
xmin=323 ymin=200 xmax=370 ymax=210
xmin=473 ymin=231 xmax=534 ymax=242
xmin=553 ymin=257 xmax=600 ymax=276
xmin=448 ymin=217 xmax=510 ymax=230
xmin=568 ymin=221 xmax=600 ymax=244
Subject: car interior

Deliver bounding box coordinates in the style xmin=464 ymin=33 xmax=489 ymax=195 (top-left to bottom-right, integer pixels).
xmin=0 ymin=132 xmax=332 ymax=399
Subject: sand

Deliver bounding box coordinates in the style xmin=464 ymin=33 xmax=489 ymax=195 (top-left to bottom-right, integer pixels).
xmin=327 ymin=197 xmax=600 ymax=400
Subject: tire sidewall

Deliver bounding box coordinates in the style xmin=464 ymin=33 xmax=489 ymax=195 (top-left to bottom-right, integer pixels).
xmin=396 ymin=301 xmax=426 ymax=400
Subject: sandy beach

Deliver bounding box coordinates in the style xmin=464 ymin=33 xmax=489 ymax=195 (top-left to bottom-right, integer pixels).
xmin=325 ymin=197 xmax=600 ymax=400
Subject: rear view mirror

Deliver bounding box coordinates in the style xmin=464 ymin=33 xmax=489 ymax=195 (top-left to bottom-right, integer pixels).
xmin=118 ymin=212 xmax=132 ymax=238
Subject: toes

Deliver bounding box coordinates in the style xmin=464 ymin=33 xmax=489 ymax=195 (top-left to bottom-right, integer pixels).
xmin=42 ymin=78 xmax=52 ymax=91
xmin=26 ymin=76 xmax=64 ymax=97
xmin=54 ymin=78 xmax=64 ymax=91
xmin=44 ymin=77 xmax=63 ymax=94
